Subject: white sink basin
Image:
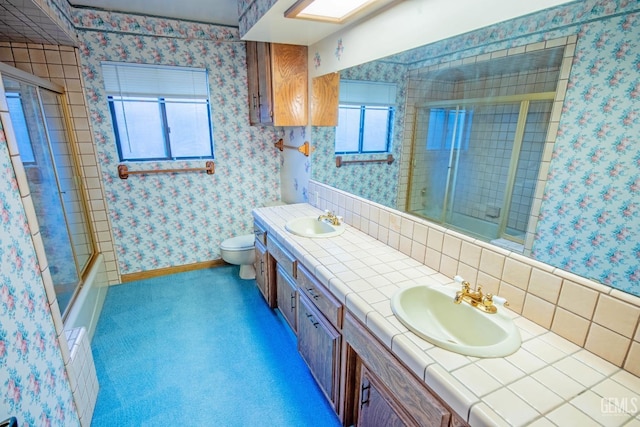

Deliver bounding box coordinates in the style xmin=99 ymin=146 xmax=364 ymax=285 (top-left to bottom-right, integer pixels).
xmin=391 ymin=285 xmax=521 ymax=357
xmin=285 ymin=216 xmax=345 ymax=238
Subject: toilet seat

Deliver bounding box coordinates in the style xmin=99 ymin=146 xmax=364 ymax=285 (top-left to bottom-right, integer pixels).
xmin=220 ymin=234 xmax=255 ymax=251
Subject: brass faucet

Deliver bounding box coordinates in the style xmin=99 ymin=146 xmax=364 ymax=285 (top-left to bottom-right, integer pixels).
xmin=317 ymin=210 xmax=341 ymax=226
xmin=453 ymin=276 xmax=508 ymax=314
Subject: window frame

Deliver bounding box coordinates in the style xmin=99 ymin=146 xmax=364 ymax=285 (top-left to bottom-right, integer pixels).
xmin=102 ymin=62 xmax=215 ymax=162
xmin=107 ymin=95 xmax=215 ymax=162
xmin=335 ymin=103 xmax=395 ymax=155
xmin=5 ymin=92 xmax=37 ymax=165
xmin=425 ymin=108 xmax=473 ymax=152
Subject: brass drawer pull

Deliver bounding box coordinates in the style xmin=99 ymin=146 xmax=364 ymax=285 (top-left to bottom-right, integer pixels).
xmin=307 ymin=287 xmax=320 ymax=300
xmin=306 ymin=312 xmax=319 ymax=328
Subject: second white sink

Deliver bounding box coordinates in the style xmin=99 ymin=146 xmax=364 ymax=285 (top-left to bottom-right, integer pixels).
xmin=391 ymin=285 xmax=521 ymax=357
xmin=285 ymin=216 xmax=345 ymax=238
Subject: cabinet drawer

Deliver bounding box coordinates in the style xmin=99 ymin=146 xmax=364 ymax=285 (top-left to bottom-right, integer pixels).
xmin=254 ymin=220 xmax=267 ymax=246
xmin=297 ymin=263 xmax=343 ymax=330
xmin=267 ymin=235 xmax=297 ymax=278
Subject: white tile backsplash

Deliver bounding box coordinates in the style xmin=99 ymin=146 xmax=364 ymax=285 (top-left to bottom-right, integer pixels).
xmin=309 ymin=179 xmax=640 ymax=373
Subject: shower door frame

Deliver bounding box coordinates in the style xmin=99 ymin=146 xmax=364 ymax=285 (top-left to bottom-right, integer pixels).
xmin=406 ymin=91 xmax=556 ymax=244
xmin=0 ymin=62 xmax=98 ymax=316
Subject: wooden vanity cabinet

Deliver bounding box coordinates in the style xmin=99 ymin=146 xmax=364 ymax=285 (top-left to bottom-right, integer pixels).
xmin=276 ymin=264 xmax=297 ymax=333
xmin=246 ymin=41 xmax=308 ymax=126
xmin=267 ymin=234 xmax=298 ymax=334
xmin=298 ymin=292 xmax=341 ymax=410
xmin=344 ymin=312 xmax=467 ymax=427
xmin=296 ymin=263 xmax=343 ymax=411
xmin=357 ymin=364 xmax=414 ymax=427
xmin=254 ymin=222 xmax=272 ymax=307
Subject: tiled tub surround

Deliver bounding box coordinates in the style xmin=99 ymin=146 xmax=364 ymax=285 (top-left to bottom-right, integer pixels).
xmin=65 ymin=327 xmax=99 ymax=427
xmin=253 ymin=200 xmax=640 ymax=426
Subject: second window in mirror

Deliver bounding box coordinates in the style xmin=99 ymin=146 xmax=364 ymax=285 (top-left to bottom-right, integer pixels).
xmin=335 ymin=80 xmax=396 ymax=154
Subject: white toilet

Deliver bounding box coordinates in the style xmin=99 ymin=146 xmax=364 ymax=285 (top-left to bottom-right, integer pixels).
xmin=220 ymin=234 xmax=256 ymax=279
xmin=221 ymin=201 xmax=284 ymax=280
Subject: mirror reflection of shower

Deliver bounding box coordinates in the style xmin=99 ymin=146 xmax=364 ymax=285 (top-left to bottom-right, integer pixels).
xmin=406 ymin=48 xmax=562 ymax=252
xmin=2 ymin=74 xmax=95 ymax=315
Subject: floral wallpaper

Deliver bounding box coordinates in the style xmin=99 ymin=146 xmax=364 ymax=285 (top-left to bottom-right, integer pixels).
xmin=73 ymin=13 xmax=282 ymax=274
xmin=280 ymin=126 xmax=310 ymax=203
xmin=310 ymin=1 xmax=640 ymax=297
xmin=312 ymin=60 xmax=408 ymax=208
xmin=0 ymin=120 xmax=79 ymax=426
xmin=72 ymin=9 xmax=239 ymax=41
xmin=38 ymin=0 xmax=77 ymax=44
xmin=238 ymin=0 xmax=279 ymax=38
xmin=533 ymin=12 xmax=640 ymax=295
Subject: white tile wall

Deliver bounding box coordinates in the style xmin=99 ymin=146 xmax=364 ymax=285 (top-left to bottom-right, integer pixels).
xmin=65 ymin=327 xmax=98 ymax=427
xmin=309 ymin=179 xmax=640 ymax=376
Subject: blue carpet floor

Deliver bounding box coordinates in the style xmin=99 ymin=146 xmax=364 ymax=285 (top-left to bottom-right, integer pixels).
xmin=90 ymin=265 xmax=341 ymax=426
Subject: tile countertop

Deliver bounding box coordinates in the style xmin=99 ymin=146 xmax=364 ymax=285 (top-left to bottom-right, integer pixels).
xmin=253 ymin=203 xmax=640 ymax=427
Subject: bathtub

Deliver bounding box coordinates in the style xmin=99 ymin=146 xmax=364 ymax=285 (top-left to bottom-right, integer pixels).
xmin=64 ymin=253 xmax=108 ymax=341
xmin=411 ymin=208 xmax=525 ymax=243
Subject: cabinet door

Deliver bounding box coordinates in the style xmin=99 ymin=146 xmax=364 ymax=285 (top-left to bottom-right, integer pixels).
xmin=246 ymin=42 xmax=307 ymax=126
xmin=254 ymin=239 xmax=269 ymax=303
xmin=344 ymin=313 xmax=451 ymax=427
xmin=270 ymin=43 xmax=307 ymax=126
xmin=298 ymin=292 xmax=341 ymax=409
xmin=246 ymin=40 xmax=260 ymax=124
xmin=256 ymin=41 xmax=273 ymax=124
xmin=276 ymin=264 xmax=297 ymax=333
xmin=311 ymin=72 xmax=340 ymax=126
xmin=358 ymin=365 xmax=410 ymax=427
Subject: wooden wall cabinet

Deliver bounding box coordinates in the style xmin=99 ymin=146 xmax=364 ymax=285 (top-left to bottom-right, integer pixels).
xmin=246 ymin=41 xmax=308 ymax=126
xmin=311 ymin=72 xmax=340 ymax=126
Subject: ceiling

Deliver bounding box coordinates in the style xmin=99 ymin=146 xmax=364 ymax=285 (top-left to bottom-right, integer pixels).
xmin=69 ymin=0 xmax=240 ymax=27
xmin=0 ymin=0 xmax=77 ymax=45
xmin=0 ymin=0 xmax=395 ymax=47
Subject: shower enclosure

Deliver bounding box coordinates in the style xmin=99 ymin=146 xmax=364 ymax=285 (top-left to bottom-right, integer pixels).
xmin=405 ymin=47 xmax=563 ymax=250
xmin=408 ymin=97 xmax=553 ymax=247
xmin=3 ymin=73 xmax=95 ymax=315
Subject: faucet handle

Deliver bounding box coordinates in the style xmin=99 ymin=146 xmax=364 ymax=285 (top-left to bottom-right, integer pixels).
xmin=491 ymin=295 xmax=509 ymax=307
xmin=454 ymin=275 xmax=471 ymax=291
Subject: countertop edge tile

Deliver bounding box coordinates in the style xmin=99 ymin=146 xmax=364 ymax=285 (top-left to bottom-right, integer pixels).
xmin=426 ymin=364 xmax=480 ymax=422
xmin=469 ymin=402 xmax=513 ymax=427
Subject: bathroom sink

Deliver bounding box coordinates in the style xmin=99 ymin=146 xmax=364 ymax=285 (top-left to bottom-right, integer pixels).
xmin=391 ymin=285 xmax=521 ymax=357
xmin=285 ymin=216 xmax=345 ymax=238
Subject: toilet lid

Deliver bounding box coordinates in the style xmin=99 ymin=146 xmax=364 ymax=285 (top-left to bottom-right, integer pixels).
xmin=220 ymin=234 xmax=255 ymax=251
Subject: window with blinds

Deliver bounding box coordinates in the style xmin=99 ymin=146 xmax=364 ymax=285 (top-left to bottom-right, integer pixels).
xmin=335 ymin=80 xmax=396 ymax=154
xmin=102 ymin=62 xmax=214 ymax=161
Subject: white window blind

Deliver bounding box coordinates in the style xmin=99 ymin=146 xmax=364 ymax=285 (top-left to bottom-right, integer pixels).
xmin=102 ymin=62 xmax=209 ymax=99
xmin=339 ymin=80 xmax=397 ymax=106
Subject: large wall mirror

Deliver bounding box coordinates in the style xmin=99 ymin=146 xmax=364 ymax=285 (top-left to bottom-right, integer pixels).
xmin=311 ymin=4 xmax=640 ymax=298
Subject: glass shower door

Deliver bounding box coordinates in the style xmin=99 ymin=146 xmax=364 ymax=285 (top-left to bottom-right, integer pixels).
xmin=408 ymin=105 xmax=475 ymax=224
xmin=409 ymin=100 xmax=539 ymax=243
xmin=4 ymin=76 xmax=94 ymax=314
